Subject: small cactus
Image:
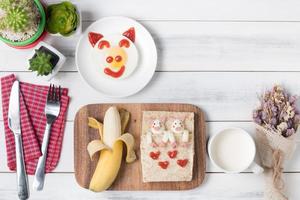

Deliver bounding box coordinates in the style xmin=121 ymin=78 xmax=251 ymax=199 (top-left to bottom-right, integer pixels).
xmin=0 ymin=0 xmax=36 ymax=32
xmin=29 ymin=50 xmax=54 ymax=76
xmin=0 ymin=0 xmax=14 ymax=10
xmin=6 ymin=6 xmax=29 ymax=32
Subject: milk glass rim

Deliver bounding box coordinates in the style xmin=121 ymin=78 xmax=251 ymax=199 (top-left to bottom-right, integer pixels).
xmin=208 ymin=127 xmax=256 ymax=173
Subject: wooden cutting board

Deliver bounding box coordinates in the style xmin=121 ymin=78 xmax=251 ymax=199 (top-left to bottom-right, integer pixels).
xmin=74 ymin=103 xmax=206 ymax=190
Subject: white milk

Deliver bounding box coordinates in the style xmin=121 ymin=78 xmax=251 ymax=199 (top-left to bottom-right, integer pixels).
xmin=210 ymin=129 xmax=255 ymax=172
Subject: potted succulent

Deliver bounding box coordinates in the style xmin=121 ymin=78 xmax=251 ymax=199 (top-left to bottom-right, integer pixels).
xmin=28 ymin=42 xmax=66 ymax=80
xmin=46 ymin=1 xmax=81 ymax=37
xmin=0 ymin=0 xmax=46 ymax=48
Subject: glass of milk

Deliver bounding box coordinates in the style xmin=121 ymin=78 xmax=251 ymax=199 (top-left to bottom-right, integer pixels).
xmin=208 ymin=128 xmax=263 ymax=174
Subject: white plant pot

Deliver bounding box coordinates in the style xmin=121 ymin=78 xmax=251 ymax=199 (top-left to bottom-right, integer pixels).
xmin=28 ymin=41 xmax=66 ymax=81
xmin=46 ymin=2 xmax=82 ymax=37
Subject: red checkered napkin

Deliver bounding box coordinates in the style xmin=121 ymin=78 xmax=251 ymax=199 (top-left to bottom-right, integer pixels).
xmin=1 ymin=74 xmax=70 ymax=174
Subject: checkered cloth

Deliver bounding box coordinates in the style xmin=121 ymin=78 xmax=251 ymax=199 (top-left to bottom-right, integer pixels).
xmin=1 ymin=74 xmax=70 ymax=174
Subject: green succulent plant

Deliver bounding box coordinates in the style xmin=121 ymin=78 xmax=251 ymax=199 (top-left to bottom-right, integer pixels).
xmin=29 ymin=50 xmax=53 ymax=76
xmin=46 ymin=1 xmax=78 ymax=36
xmin=0 ymin=0 xmax=36 ymax=32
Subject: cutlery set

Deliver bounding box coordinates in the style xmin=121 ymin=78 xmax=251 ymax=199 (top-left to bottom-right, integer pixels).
xmin=8 ymin=81 xmax=61 ymax=199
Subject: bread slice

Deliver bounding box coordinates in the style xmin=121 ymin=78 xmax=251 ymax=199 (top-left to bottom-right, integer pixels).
xmin=140 ymin=111 xmax=194 ymax=182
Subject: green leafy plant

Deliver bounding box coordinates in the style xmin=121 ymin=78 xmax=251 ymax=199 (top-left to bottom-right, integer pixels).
xmin=46 ymin=1 xmax=78 ymax=36
xmin=29 ymin=50 xmax=53 ymax=76
xmin=0 ymin=0 xmax=36 ymax=32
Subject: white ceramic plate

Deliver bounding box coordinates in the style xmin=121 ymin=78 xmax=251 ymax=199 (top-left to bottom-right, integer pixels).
xmin=76 ymin=16 xmax=157 ymax=97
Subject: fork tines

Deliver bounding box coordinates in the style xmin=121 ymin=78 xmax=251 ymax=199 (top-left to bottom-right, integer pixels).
xmin=47 ymin=84 xmax=62 ymax=103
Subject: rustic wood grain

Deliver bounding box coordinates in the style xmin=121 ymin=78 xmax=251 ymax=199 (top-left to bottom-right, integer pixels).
xmin=74 ymin=103 xmax=206 ymax=190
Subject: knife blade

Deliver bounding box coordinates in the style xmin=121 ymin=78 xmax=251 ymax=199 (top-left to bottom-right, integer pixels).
xmin=8 ymin=81 xmax=29 ymax=200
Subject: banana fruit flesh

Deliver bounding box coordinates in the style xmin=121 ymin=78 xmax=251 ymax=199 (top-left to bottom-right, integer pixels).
xmin=87 ymin=107 xmax=136 ymax=192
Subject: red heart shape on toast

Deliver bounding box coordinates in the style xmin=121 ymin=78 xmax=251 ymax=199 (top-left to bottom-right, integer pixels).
xmin=149 ymin=151 xmax=160 ymax=160
xmin=167 ymin=150 xmax=178 ymax=159
xmin=177 ymin=159 xmax=188 ymax=167
xmin=158 ymin=161 xmax=169 ymax=169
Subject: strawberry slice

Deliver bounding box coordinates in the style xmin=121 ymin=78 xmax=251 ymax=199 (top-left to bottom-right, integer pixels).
xmin=158 ymin=161 xmax=169 ymax=169
xmin=167 ymin=150 xmax=177 ymax=159
xmin=177 ymin=159 xmax=188 ymax=168
xmin=123 ymin=27 xmax=135 ymax=42
xmin=149 ymin=151 xmax=160 ymax=160
xmin=104 ymin=66 xmax=125 ymax=78
xmin=88 ymin=32 xmax=103 ymax=47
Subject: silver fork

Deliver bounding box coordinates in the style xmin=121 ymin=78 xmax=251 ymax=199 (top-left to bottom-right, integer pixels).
xmin=33 ymin=84 xmax=61 ymax=191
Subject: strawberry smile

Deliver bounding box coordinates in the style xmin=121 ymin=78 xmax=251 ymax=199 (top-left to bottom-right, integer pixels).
xmin=104 ymin=66 xmax=125 ymax=78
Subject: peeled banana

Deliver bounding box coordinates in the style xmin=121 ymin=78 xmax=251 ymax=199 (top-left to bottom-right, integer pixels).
xmin=87 ymin=107 xmax=136 ymax=192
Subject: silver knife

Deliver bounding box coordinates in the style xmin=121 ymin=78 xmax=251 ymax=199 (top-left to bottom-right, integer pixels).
xmin=8 ymin=81 xmax=29 ymax=200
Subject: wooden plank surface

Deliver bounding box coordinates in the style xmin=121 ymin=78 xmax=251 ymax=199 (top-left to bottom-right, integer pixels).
xmin=3 ymin=173 xmax=300 ymax=200
xmin=70 ymin=0 xmax=300 ymax=21
xmin=3 ymin=21 xmax=300 ymax=72
xmin=74 ymin=104 xmax=206 ymax=190
xmin=1 ymin=71 xmax=300 ymax=121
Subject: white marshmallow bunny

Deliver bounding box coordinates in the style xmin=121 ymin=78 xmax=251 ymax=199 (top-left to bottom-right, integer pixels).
xmin=170 ymin=118 xmax=189 ymax=147
xmin=146 ymin=118 xmax=166 ymax=147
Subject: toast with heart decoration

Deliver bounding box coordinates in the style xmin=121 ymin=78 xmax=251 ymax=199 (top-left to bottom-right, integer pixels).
xmin=140 ymin=111 xmax=194 ymax=182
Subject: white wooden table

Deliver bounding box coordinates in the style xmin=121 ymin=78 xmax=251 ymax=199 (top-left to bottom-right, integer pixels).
xmin=1 ymin=0 xmax=300 ymax=199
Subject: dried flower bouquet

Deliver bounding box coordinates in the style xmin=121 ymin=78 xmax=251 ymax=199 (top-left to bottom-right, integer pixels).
xmin=253 ymin=85 xmax=300 ymax=200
